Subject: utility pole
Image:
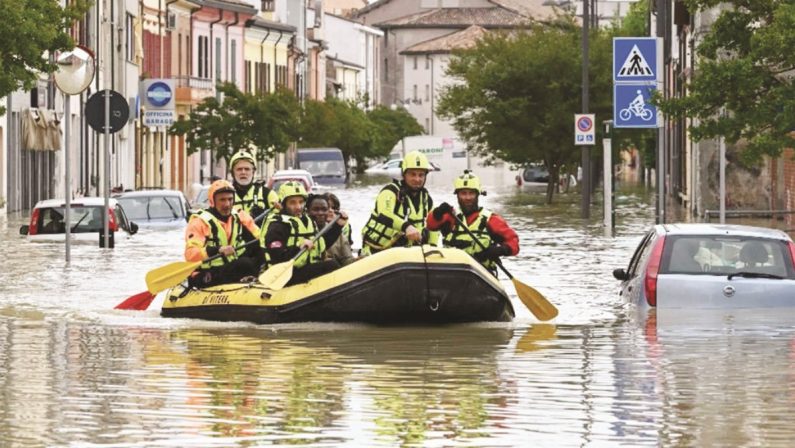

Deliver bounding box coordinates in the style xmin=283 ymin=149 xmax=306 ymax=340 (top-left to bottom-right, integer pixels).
xmin=581 ymin=0 xmax=591 ymax=219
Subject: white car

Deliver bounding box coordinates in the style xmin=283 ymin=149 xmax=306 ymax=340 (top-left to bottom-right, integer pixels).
xmin=19 ymin=197 xmax=138 ymax=243
xmin=266 ymin=169 xmax=315 ymax=193
xmin=614 ymin=223 xmax=795 ymax=309
xmin=115 ymin=189 xmax=191 ymax=228
xmin=365 ymin=158 xmax=441 ymax=177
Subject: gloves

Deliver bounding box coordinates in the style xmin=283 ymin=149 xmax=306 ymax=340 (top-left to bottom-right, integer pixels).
xmin=432 ymin=202 xmax=454 ymax=220
xmin=475 ymin=244 xmax=510 ymax=261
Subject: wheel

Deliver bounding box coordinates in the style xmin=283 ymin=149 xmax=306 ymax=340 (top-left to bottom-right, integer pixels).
xmin=619 ymin=108 xmax=632 ymax=121
xmin=641 ymin=109 xmax=653 ymax=121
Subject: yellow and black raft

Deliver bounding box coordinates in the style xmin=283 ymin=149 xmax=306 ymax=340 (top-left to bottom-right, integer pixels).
xmin=161 ymin=246 xmax=515 ymax=324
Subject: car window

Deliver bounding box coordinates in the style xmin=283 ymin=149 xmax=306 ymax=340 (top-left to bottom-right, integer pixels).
xmin=627 ymin=231 xmax=655 ymax=278
xmin=661 ymin=235 xmax=794 ymax=278
xmin=114 ymin=205 xmax=130 ymax=231
xmin=38 ymin=207 xmax=66 ymax=234
xmin=70 ymin=206 xmax=104 ymax=233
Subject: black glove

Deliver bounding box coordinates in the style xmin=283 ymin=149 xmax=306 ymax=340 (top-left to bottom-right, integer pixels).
xmin=475 ymin=244 xmax=509 ymax=261
xmin=432 ymin=202 xmax=454 ymax=220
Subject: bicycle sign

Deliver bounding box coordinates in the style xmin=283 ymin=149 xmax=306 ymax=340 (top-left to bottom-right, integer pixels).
xmin=574 ymin=114 xmax=595 ymax=145
xmin=614 ymin=84 xmax=659 ymax=128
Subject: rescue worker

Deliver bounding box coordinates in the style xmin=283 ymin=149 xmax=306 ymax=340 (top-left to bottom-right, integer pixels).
xmin=360 ymin=151 xmax=438 ymax=255
xmin=228 ymin=150 xmax=279 ymax=217
xmin=426 ymin=170 xmax=519 ymax=275
xmin=261 ymin=181 xmax=349 ymax=286
xmin=185 ymin=179 xmax=262 ymax=287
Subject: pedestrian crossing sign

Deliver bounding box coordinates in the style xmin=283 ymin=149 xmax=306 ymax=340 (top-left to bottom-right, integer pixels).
xmin=613 ymin=38 xmax=662 ymax=83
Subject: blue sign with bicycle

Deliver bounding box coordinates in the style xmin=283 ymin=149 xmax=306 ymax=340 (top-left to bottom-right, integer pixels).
xmin=614 ymin=84 xmax=659 ymax=128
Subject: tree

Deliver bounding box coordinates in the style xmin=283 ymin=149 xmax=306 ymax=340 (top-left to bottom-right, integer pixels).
xmin=0 ymin=0 xmax=90 ymax=115
xmin=437 ymin=20 xmax=613 ymax=203
xmin=655 ymin=1 xmax=795 ymax=164
xmin=170 ymin=83 xmax=300 ymax=166
xmin=367 ymin=105 xmax=425 ymax=161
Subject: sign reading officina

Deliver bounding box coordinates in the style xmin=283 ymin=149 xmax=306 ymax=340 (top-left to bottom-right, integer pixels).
xmin=140 ymin=79 xmax=175 ymax=127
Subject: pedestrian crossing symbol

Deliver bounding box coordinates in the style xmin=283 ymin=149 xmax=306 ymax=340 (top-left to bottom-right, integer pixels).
xmin=618 ymin=45 xmax=652 ymax=77
xmin=613 ymin=37 xmax=661 ymax=83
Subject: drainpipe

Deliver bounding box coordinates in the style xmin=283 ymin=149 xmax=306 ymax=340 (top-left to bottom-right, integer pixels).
xmin=273 ymin=30 xmax=284 ymax=92
xmin=224 ymin=12 xmax=239 ymax=83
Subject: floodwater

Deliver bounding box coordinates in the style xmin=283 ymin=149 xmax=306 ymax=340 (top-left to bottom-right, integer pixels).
xmin=2 ymin=173 xmax=795 ymax=447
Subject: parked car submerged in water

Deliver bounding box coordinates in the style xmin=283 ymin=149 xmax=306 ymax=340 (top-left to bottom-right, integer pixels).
xmin=19 ymin=197 xmax=138 ymax=242
xmin=266 ymin=169 xmax=315 ymax=193
xmin=115 ymin=189 xmax=191 ymax=228
xmin=364 ymin=158 xmax=441 ymax=177
xmin=614 ymin=224 xmax=795 ymax=309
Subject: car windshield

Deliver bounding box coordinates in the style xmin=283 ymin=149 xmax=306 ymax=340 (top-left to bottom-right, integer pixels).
xmin=300 ymin=160 xmax=345 ymax=177
xmin=118 ymin=196 xmax=183 ymax=220
xmin=38 ymin=206 xmax=104 ymax=234
xmin=661 ymin=235 xmax=794 ymax=278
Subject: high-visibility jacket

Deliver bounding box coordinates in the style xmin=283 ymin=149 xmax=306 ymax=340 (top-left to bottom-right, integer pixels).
xmin=361 ymin=180 xmax=438 ymax=252
xmin=262 ymin=213 xmax=326 ymax=269
xmin=186 ymin=210 xmax=247 ymax=269
xmin=444 ymin=209 xmax=496 ymax=270
xmin=234 ymin=182 xmax=278 ymax=216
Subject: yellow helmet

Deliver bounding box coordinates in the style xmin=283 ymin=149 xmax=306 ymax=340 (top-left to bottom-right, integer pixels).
xmin=229 ymin=151 xmax=256 ymax=171
xmin=401 ymin=150 xmax=431 ymax=173
xmin=453 ymin=170 xmax=481 ymax=194
xmin=207 ymin=179 xmax=236 ymax=207
xmin=278 ymin=181 xmax=308 ymax=203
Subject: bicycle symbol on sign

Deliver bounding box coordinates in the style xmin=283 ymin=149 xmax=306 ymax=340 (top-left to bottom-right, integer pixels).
xmin=619 ymin=89 xmax=653 ymax=121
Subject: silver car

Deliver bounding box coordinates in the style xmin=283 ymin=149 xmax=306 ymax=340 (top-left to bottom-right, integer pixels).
xmin=614 ymin=224 xmax=795 ymax=308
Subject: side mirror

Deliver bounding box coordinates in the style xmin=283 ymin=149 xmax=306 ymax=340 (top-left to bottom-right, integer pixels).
xmin=129 ymin=222 xmax=139 ymax=235
xmin=19 ymin=225 xmax=29 ymax=236
xmin=613 ymin=268 xmax=629 ymax=281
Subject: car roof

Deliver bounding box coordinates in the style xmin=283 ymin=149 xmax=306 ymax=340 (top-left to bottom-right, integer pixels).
xmin=116 ymin=189 xmax=185 ymax=198
xmin=660 ymin=223 xmax=792 ymax=241
xmin=35 ymin=197 xmax=119 ymax=208
xmin=273 ymin=169 xmax=313 ymax=177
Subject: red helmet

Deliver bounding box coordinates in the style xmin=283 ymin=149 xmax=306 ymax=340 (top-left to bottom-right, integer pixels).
xmin=207 ymin=179 xmax=235 ymax=207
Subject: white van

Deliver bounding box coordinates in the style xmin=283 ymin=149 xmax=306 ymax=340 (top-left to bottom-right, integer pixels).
xmin=297 ymin=147 xmax=347 ymax=185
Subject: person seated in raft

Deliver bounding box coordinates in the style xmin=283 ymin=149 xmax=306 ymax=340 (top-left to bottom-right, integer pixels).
xmin=228 ymin=150 xmax=280 ymax=217
xmin=426 ymin=170 xmax=519 ymax=276
xmin=184 ymin=179 xmax=262 ymax=288
xmin=261 ymin=181 xmax=349 ymax=286
xmin=360 ymin=151 xmax=439 ymax=255
xmin=307 ymin=193 xmax=355 ymax=267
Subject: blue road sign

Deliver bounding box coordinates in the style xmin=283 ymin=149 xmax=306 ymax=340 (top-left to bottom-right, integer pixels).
xmin=614 ymin=84 xmax=659 ymax=128
xmin=613 ymin=38 xmax=660 ymax=83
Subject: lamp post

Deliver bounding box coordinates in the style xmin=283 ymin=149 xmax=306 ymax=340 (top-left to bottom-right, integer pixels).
xmin=53 ymin=46 xmax=96 ymax=262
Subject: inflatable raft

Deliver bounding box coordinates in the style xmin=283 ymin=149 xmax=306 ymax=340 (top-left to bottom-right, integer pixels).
xmin=161 ymin=246 xmax=515 ymax=324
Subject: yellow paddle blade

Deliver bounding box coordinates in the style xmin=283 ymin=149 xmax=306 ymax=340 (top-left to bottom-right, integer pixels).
xmin=512 ymin=278 xmax=558 ymax=321
xmin=258 ymin=261 xmax=294 ymax=291
xmin=145 ymin=260 xmax=201 ymax=294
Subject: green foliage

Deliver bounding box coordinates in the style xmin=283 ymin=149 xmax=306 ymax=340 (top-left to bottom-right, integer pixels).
xmin=170 ymin=83 xmax=300 ymax=166
xmin=437 ymin=20 xmax=613 ymax=202
xmin=0 ymin=0 xmax=91 ymax=115
xmin=655 ymin=1 xmax=795 ymax=163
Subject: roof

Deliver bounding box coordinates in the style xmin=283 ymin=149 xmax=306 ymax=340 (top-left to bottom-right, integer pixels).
xmin=194 ymin=0 xmax=256 ymax=14
xmin=401 ymin=25 xmax=488 ymax=55
xmin=659 ymin=223 xmax=792 ymax=241
xmin=245 ymin=16 xmax=297 ymax=33
xmin=374 ymin=7 xmax=529 ymax=28
xmin=35 ymin=197 xmax=119 ymax=208
xmin=356 ymin=0 xmax=556 ymax=22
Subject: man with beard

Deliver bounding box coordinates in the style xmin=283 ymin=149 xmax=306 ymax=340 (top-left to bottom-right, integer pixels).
xmin=426 ymin=170 xmax=519 ymax=275
xmin=185 ymin=180 xmax=262 ymax=287
xmin=229 ymin=151 xmax=279 ymax=217
xmin=360 ymin=151 xmax=438 ymax=255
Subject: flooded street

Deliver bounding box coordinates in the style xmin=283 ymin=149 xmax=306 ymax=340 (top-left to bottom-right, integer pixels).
xmin=3 ymin=175 xmax=795 ymax=447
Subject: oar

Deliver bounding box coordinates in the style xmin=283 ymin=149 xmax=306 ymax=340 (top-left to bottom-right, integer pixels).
xmin=115 ymin=208 xmax=271 ymax=310
xmin=451 ymin=214 xmax=558 ymax=321
xmin=258 ymin=213 xmax=340 ymax=290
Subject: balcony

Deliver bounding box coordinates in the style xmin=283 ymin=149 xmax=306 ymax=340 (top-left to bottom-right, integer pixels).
xmin=174 ymin=76 xmax=214 ymax=104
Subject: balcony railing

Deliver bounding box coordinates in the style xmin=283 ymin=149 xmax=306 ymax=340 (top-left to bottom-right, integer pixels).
xmin=174 ymin=76 xmax=213 ymax=90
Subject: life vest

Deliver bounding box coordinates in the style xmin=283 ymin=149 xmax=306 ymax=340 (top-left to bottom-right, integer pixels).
xmin=362 ymin=180 xmax=433 ymax=251
xmin=190 ymin=209 xmax=247 ymax=269
xmin=262 ymin=213 xmax=326 ymax=269
xmin=444 ymin=209 xmax=496 ymax=269
xmin=234 ymin=183 xmax=274 ymax=215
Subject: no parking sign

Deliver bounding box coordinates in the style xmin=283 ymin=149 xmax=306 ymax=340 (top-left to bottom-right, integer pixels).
xmin=574 ymin=114 xmax=595 ymax=146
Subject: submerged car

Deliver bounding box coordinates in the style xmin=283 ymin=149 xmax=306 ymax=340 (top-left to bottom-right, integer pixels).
xmin=19 ymin=197 xmax=138 ymax=242
xmin=614 ymin=223 xmax=795 ymax=309
xmin=115 ymin=189 xmax=191 ymax=227
xmin=266 ymin=169 xmax=315 ymax=193
xmin=364 ymin=158 xmax=441 ymax=177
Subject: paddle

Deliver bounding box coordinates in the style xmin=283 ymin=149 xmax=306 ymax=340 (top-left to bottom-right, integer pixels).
xmin=451 ymin=213 xmax=558 ymax=321
xmin=115 ymin=208 xmax=271 ymax=310
xmin=258 ymin=213 xmax=341 ymax=290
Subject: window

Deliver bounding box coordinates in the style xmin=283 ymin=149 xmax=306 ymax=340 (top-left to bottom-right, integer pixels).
xmin=261 ymin=0 xmax=274 ymax=11
xmin=177 ymin=33 xmax=182 ymax=76
xmin=125 ymin=14 xmax=135 ymax=62
xmin=186 ymin=35 xmax=191 ymax=76
xmin=425 ymin=57 xmax=429 ymax=70
xmin=413 ymin=56 xmax=417 ymax=70
xmin=245 ymin=60 xmax=252 ymax=92
xmin=215 ymin=37 xmax=222 ymax=80
xmin=425 ymin=118 xmax=430 ymax=133
xmin=384 ymin=58 xmax=388 ymax=81
xmin=413 ymin=84 xmax=418 ymax=101
xmin=230 ymin=39 xmax=237 ymax=83
xmin=198 ymin=35 xmax=209 ymax=78
xmin=425 ymin=84 xmax=429 ymax=101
